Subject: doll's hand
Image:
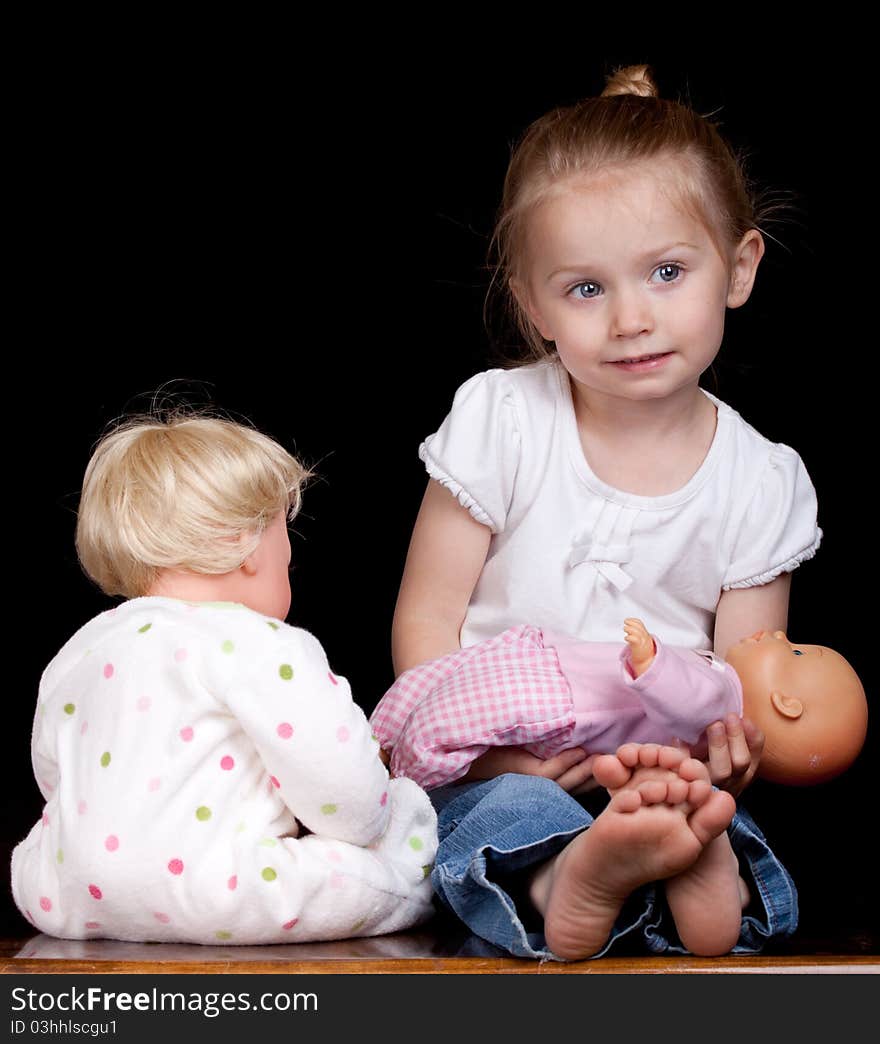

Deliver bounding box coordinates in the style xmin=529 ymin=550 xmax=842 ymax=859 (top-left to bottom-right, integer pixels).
xmin=463 ymin=746 xmax=599 ymax=796
xmin=697 ymin=714 xmax=764 ymax=798
xmin=623 ymin=618 xmax=656 ymax=678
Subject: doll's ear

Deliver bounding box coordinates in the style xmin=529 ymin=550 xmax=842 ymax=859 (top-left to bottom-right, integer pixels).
xmin=770 ymin=691 xmax=804 ymax=719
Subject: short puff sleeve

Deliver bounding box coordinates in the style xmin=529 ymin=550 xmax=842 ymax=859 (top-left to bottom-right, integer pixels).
xmin=419 ymin=370 xmax=520 ymax=534
xmin=722 ymin=445 xmax=822 ymax=590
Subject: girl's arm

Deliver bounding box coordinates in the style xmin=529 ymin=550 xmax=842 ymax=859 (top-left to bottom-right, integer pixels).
xmin=392 ymin=479 xmax=491 ymax=675
xmin=706 ymin=572 xmax=791 ymax=795
xmin=713 ymin=573 xmax=791 ymax=659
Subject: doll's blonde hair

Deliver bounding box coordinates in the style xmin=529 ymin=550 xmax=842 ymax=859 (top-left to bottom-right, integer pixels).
xmin=76 ymin=411 xmax=311 ymax=598
xmin=489 ymin=64 xmax=773 ymax=362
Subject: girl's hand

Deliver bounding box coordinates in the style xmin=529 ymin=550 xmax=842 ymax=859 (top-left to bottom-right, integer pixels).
xmin=463 ymin=746 xmax=599 ymax=795
xmin=678 ymin=715 xmax=764 ymax=798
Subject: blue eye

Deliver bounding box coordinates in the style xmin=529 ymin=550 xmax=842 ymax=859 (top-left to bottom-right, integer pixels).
xmin=572 ymin=281 xmax=601 ymax=299
xmin=793 ymin=649 xmax=803 ymax=655
xmin=651 ymin=263 xmax=682 ymax=284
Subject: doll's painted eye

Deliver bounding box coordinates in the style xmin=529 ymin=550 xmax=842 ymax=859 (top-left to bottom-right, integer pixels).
xmin=792 ymin=649 xmax=803 ymax=655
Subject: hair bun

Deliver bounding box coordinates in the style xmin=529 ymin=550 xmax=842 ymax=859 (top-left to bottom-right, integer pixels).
xmin=601 ymin=64 xmax=658 ymax=99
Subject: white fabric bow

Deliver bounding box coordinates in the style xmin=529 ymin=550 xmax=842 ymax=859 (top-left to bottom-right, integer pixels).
xmin=568 ymin=541 xmax=634 ymax=592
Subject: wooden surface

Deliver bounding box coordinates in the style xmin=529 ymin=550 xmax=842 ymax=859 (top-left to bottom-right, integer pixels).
xmin=3 ymin=935 xmax=878 ymax=975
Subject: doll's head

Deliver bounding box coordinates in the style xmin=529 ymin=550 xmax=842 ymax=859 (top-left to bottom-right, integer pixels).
xmin=76 ymin=412 xmax=310 ymax=618
xmin=725 ymin=631 xmax=868 ymax=785
xmin=489 ymin=64 xmax=770 ymax=367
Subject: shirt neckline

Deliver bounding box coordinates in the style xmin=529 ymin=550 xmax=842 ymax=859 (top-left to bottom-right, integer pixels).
xmin=551 ymin=358 xmax=732 ymax=510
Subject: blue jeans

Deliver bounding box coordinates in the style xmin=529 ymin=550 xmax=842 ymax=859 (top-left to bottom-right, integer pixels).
xmin=430 ymin=774 xmax=798 ymax=960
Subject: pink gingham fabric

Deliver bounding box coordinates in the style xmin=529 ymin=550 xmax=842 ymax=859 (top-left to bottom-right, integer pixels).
xmin=370 ymin=625 xmax=575 ymax=789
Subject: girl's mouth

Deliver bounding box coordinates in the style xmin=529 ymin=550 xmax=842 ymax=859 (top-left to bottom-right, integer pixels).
xmin=607 ymin=352 xmax=673 ymax=372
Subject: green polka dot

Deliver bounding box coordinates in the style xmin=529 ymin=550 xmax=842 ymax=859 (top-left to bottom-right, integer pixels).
xmin=215 ymin=930 xmax=232 ymax=941
xmin=371 ymin=733 xmax=380 ymax=742
xmin=56 ymin=849 xmax=64 ymax=865
xmin=261 ymin=867 xmax=277 ymax=882
xmin=100 ymin=752 xmax=111 ymax=768
xmin=63 ymin=703 xmax=76 ymax=716
xmin=279 ymin=663 xmax=294 ymax=681
xmin=235 ymin=822 xmax=246 ymax=834
xmin=258 ymin=838 xmax=277 ymax=848
xmin=195 ymin=806 xmax=212 ymax=821
xmin=138 ymin=623 xmax=152 ymax=634
xmin=221 ymin=640 xmax=235 ymax=654
xmin=321 ymin=803 xmax=338 ymax=815
xmin=422 ymin=864 xmax=432 ymax=879
xmin=408 ymin=836 xmax=424 ymax=852
xmin=267 ymin=621 xmax=279 ymax=631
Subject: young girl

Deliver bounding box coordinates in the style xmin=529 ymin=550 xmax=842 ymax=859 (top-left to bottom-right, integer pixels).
xmin=11 ymin=412 xmax=436 ymax=945
xmin=389 ymin=65 xmax=819 ymax=959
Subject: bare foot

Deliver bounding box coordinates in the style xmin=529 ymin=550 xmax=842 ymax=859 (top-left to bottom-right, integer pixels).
xmin=529 ymin=745 xmax=735 ymax=960
xmin=610 ymin=744 xmax=745 ymax=956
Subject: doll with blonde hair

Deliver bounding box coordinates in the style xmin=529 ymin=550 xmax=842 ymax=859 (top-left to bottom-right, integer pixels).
xmin=12 ymin=411 xmax=436 ymax=945
xmin=392 ymin=66 xmax=821 ymax=959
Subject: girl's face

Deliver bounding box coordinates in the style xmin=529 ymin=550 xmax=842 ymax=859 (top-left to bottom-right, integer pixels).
xmin=513 ymin=161 xmax=763 ymax=407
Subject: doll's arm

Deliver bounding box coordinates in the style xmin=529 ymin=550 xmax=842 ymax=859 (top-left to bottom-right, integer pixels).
xmin=226 ymin=628 xmax=391 ymax=846
xmin=392 ymin=479 xmax=491 ymax=674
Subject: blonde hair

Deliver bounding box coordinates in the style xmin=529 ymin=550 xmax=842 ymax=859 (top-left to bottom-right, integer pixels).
xmin=489 ymin=64 xmax=769 ymax=361
xmin=76 ymin=411 xmax=311 ymax=598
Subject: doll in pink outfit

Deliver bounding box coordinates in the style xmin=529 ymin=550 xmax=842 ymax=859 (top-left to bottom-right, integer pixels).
xmin=371 ymin=619 xmax=866 ymax=791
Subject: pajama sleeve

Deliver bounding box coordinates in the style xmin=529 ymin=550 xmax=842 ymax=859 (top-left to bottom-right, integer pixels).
xmin=223 ymin=625 xmax=392 ymax=846
xmin=621 ymin=642 xmax=743 ymax=745
xmin=419 ymin=369 xmax=521 ymax=533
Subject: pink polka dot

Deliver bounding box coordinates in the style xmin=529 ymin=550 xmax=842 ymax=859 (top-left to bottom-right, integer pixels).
xmin=330 ymin=871 xmax=345 ymax=889
xmin=336 ymin=726 xmax=350 ymax=743
xmin=147 ymin=777 xmax=161 ymax=792
xmin=270 ymin=775 xmax=281 ymax=789
xmin=168 ymin=858 xmax=184 ymax=875
xmin=103 ymin=663 xmax=114 ymax=679
xmin=105 ymin=835 xmax=119 ymax=852
xmin=85 ymin=921 xmax=101 ymax=931
xmin=80 ymin=721 xmax=88 ymax=735
xmin=220 ymin=755 xmax=235 ymax=771
xmin=174 ymin=648 xmax=188 ymax=663
xmin=328 ymin=851 xmax=343 ymax=864
xmin=88 ymin=884 xmax=103 ymax=900
xmin=380 ymin=791 xmax=388 ymax=807
xmin=39 ymin=896 xmax=52 ymax=912
xmin=154 ymin=912 xmax=170 ymax=924
xmin=282 ymin=918 xmax=299 ymax=931
xmin=328 ymin=672 xmax=338 ymax=685
xmin=179 ymin=726 xmax=194 ymax=742
xmin=277 ymin=722 xmax=293 ymax=739
xmin=136 ymin=696 xmax=151 ymax=712
xmin=41 ymin=812 xmax=49 ymax=826
xmin=227 ymin=875 xmax=238 ymax=891
xmin=78 ymin=800 xmax=87 ymax=815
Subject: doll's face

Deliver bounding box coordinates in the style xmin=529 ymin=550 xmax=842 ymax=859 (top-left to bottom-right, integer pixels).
xmin=725 ymin=630 xmax=826 ymax=695
xmin=241 ymin=510 xmax=292 ymax=621
xmin=725 ymin=631 xmax=868 ymax=785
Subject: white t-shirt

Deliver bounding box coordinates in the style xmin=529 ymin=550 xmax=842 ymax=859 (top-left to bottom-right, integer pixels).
xmin=420 ymin=359 xmax=822 ymax=651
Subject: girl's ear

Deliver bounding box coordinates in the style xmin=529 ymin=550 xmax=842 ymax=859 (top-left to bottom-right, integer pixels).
xmin=727 ymin=229 xmax=765 ymax=308
xmin=510 ymin=277 xmax=553 ymax=340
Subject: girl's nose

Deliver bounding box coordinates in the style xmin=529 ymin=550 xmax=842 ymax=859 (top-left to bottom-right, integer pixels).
xmin=610 ymin=289 xmax=653 ymax=338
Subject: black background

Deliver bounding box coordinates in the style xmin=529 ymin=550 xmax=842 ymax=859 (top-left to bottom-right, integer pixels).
xmin=6 ymin=43 xmax=876 ymax=950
